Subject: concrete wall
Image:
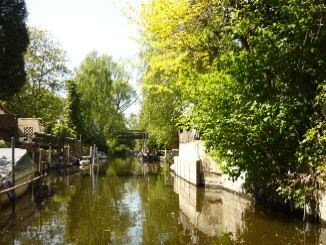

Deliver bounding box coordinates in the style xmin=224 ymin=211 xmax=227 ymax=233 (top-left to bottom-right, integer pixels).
xmin=174 ymin=141 xmax=200 ymax=185
xmin=174 ymin=138 xmax=326 ymax=223
xmin=174 ymin=140 xmax=245 ymax=193
xmin=319 ymin=193 xmax=326 ymax=223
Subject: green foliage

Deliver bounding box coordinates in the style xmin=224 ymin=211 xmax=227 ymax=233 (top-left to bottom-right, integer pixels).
xmin=139 ymin=86 xmax=180 ymax=148
xmin=106 ymin=138 xmax=119 ymax=155
xmin=50 ymin=123 xmax=76 ymax=141
xmin=72 ymin=52 xmax=136 ymax=151
xmin=136 ymin=0 xmax=326 ymax=214
xmin=145 ymin=137 xmax=162 ymax=152
xmin=211 ymin=232 xmax=234 ymax=245
xmin=106 ymin=135 xmax=131 ymax=156
xmin=65 ymin=79 xmax=83 ymax=136
xmin=3 ymin=27 xmax=69 ymax=125
xmin=0 ymin=140 xmax=9 ymax=148
xmin=0 ymin=0 xmax=29 ymax=99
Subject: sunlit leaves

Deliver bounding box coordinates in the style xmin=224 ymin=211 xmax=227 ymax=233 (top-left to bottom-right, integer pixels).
xmin=135 ymin=0 xmax=326 ymax=212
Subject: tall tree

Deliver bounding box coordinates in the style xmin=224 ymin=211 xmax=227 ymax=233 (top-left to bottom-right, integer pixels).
xmin=3 ymin=27 xmax=69 ymax=124
xmin=139 ymin=77 xmax=181 ymax=148
xmin=73 ymin=51 xmax=136 ymax=150
xmin=136 ymin=0 xmax=326 ymax=212
xmin=0 ymin=0 xmax=29 ymax=99
xmin=65 ymin=79 xmax=83 ymax=137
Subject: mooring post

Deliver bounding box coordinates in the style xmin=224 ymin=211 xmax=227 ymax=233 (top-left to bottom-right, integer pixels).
xmin=11 ymin=137 xmax=15 ymax=189
xmin=48 ymin=143 xmax=52 ymax=170
xmin=11 ymin=137 xmax=15 ymax=212
xmin=39 ymin=147 xmax=42 ymax=173
xmin=92 ymin=144 xmax=96 ymax=167
xmin=96 ymin=147 xmax=99 ymax=166
xmin=67 ymin=144 xmax=70 ymax=165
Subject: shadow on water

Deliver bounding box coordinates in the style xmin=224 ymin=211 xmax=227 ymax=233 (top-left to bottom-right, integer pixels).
xmin=1 ymin=157 xmax=326 ymax=244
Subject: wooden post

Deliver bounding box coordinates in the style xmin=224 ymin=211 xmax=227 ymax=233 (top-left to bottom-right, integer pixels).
xmin=92 ymin=144 xmax=96 ymax=167
xmin=39 ymin=148 xmax=42 ymax=173
xmin=48 ymin=143 xmax=52 ymax=170
xmin=67 ymin=144 xmax=70 ymax=165
xmin=11 ymin=137 xmax=15 ymax=188
xmin=96 ymin=147 xmax=99 ymax=166
xmin=11 ymin=137 xmax=15 ymax=212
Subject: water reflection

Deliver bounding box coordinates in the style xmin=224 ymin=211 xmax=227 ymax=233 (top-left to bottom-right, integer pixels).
xmin=174 ymin=174 xmax=250 ymax=238
xmin=1 ymin=158 xmax=326 ymax=244
xmin=174 ymin=173 xmax=326 ymax=244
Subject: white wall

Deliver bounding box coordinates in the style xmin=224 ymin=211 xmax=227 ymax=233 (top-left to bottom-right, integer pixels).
xmin=174 ymin=140 xmax=245 ymax=192
xmin=174 ymin=139 xmax=326 ymax=223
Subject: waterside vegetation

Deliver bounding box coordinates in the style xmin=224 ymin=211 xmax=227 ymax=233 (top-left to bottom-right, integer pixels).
xmin=1 ymin=0 xmax=326 ymax=221
xmin=133 ymin=0 xmax=326 ymax=218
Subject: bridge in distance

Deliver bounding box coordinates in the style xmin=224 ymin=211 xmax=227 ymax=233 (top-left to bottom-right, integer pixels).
xmin=112 ymin=130 xmax=148 ymax=140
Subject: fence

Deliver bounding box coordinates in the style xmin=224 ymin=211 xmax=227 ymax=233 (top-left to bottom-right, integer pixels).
xmin=18 ymin=133 xmax=82 ymax=162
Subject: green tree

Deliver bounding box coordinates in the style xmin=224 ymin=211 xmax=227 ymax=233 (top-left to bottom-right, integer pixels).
xmin=50 ymin=123 xmax=76 ymax=141
xmin=65 ymin=79 xmax=82 ymax=137
xmin=139 ymin=86 xmax=180 ymax=148
xmin=0 ymin=0 xmax=29 ymax=99
xmin=3 ymin=27 xmax=69 ymax=124
xmin=73 ymin=51 xmax=136 ymax=151
xmin=136 ymin=0 xmax=326 ymax=213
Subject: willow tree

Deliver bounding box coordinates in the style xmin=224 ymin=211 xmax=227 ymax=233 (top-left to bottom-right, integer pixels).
xmin=72 ymin=51 xmax=136 ymax=150
xmin=136 ymin=0 xmax=326 ymax=214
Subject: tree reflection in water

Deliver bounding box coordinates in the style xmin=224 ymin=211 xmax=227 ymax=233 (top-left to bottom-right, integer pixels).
xmin=0 ymin=158 xmax=325 ymax=244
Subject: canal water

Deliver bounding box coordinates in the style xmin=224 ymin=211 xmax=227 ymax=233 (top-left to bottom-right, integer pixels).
xmin=1 ymin=157 xmax=326 ymax=244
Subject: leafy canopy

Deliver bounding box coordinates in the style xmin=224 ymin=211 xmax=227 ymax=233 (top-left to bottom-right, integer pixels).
xmin=72 ymin=51 xmax=137 ymax=151
xmin=2 ymin=27 xmax=69 ymax=125
xmin=135 ymin=0 xmax=326 ymax=212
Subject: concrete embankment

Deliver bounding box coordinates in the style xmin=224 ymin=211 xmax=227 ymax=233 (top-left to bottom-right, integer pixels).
xmin=172 ymin=129 xmax=326 ymax=223
xmin=173 ymin=130 xmax=244 ymax=192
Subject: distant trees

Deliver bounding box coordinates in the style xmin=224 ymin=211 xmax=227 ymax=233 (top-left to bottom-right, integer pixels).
xmin=0 ymin=21 xmax=137 ymax=153
xmin=0 ymin=0 xmax=29 ymax=99
xmin=139 ymin=86 xmax=180 ymax=148
xmin=71 ymin=51 xmax=136 ymax=151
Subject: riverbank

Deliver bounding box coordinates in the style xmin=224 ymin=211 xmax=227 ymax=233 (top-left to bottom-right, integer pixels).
xmin=173 ymin=130 xmax=326 ymax=223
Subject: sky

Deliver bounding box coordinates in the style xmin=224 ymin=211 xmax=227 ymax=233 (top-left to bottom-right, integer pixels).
xmin=25 ymin=0 xmax=141 ymax=114
xmin=25 ymin=0 xmax=140 ymax=68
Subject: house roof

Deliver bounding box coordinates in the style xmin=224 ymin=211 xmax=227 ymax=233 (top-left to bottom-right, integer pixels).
xmin=0 ymin=104 xmax=13 ymax=115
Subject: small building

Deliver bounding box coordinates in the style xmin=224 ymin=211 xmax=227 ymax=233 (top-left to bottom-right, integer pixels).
xmin=0 ymin=104 xmax=17 ymax=140
xmin=17 ymin=118 xmax=42 ymax=142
